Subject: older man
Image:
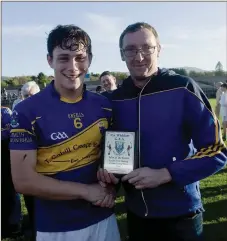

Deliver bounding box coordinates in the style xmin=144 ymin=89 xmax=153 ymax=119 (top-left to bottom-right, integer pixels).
xmin=98 ymin=22 xmax=227 ymax=241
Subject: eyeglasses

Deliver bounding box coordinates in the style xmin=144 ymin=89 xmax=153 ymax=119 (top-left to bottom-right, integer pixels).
xmin=121 ymin=46 xmax=156 ymax=57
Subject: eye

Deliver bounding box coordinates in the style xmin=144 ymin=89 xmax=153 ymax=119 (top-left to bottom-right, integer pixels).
xmin=75 ymin=57 xmax=86 ymax=62
xmin=58 ymin=57 xmax=69 ymax=62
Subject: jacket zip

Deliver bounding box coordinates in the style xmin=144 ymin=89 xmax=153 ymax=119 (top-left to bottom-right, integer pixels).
xmin=138 ymin=78 xmax=152 ymax=217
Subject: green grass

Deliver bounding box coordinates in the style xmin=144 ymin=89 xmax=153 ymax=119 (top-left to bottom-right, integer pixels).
xmin=3 ymin=99 xmax=227 ymax=241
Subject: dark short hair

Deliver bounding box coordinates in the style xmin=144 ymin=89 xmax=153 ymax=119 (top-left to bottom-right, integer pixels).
xmin=96 ymin=86 xmax=102 ymax=92
xmin=100 ymin=71 xmax=113 ymax=80
xmin=221 ymin=83 xmax=227 ymax=88
xmin=47 ymin=25 xmax=92 ymax=57
xmin=119 ymin=22 xmax=160 ymax=49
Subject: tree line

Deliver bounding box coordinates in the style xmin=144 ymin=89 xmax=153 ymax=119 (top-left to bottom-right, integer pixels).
xmin=2 ymin=61 xmax=226 ymax=89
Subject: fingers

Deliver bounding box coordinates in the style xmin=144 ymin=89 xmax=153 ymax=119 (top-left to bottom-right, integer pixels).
xmin=127 ymin=176 xmax=143 ymax=185
xmin=135 ymin=184 xmax=145 ymax=189
xmin=93 ymin=194 xmax=115 ymax=208
xmin=121 ymin=170 xmax=139 ymax=182
xmin=99 ymin=181 xmax=107 ymax=188
xmin=97 ymin=169 xmax=119 ymax=184
xmin=109 ymin=173 xmax=119 ymax=184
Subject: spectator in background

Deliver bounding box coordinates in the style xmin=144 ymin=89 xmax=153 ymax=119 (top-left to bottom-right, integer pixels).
xmin=21 ymin=81 xmax=40 ymax=99
xmin=219 ymin=83 xmax=227 ymax=140
xmin=1 ymin=106 xmax=21 ymax=239
xmin=12 ymin=89 xmax=24 ymax=110
xmin=215 ymin=81 xmax=223 ymax=118
xmin=100 ymin=71 xmax=117 ymax=99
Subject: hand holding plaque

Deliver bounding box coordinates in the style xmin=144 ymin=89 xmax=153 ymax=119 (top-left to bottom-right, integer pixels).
xmin=102 ymin=131 xmax=137 ymax=176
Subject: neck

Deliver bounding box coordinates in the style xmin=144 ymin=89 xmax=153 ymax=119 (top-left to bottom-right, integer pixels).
xmin=132 ymin=67 xmax=158 ymax=89
xmin=54 ymin=82 xmax=84 ymax=101
xmin=109 ymin=86 xmax=117 ymax=92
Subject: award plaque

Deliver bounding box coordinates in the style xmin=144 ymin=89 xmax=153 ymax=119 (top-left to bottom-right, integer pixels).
xmin=102 ymin=131 xmax=137 ymax=176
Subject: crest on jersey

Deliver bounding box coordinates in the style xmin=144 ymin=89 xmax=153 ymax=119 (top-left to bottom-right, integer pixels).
xmin=10 ymin=110 xmax=19 ymax=128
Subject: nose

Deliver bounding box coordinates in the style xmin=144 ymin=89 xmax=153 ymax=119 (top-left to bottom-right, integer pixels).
xmin=68 ymin=59 xmax=79 ymax=71
xmin=134 ymin=51 xmax=144 ymax=61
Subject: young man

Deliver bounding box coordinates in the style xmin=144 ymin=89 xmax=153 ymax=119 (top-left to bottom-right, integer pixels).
xmin=10 ymin=25 xmax=120 ymax=241
xmin=100 ymin=71 xmax=117 ymax=99
xmin=98 ymin=22 xmax=227 ymax=241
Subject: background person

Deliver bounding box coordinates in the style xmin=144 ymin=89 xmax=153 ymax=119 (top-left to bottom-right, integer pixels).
xmin=215 ymin=81 xmax=223 ymax=118
xmin=100 ymin=71 xmax=117 ymax=99
xmin=219 ymin=83 xmax=227 ymax=140
xmin=1 ymin=106 xmax=21 ymax=239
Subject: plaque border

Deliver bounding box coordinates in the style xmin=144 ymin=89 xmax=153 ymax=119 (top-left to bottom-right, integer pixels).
xmin=101 ymin=130 xmax=138 ymax=177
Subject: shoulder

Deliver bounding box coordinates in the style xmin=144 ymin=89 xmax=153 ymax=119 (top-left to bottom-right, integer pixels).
xmin=158 ymin=72 xmax=195 ymax=90
xmin=1 ymin=106 xmax=12 ymax=115
xmin=86 ymin=91 xmax=112 ymax=108
xmin=13 ymin=88 xmax=48 ymax=117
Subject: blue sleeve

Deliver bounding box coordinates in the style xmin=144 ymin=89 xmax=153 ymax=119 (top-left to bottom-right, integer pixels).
xmin=167 ymin=79 xmax=227 ymax=186
xmin=9 ymin=105 xmax=37 ymax=150
xmin=1 ymin=107 xmax=12 ymax=140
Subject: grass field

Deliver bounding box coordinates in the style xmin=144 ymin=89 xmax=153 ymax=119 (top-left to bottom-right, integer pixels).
xmin=3 ymin=99 xmax=227 ymax=241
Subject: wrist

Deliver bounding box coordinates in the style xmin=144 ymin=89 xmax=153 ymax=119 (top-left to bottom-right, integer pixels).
xmin=76 ymin=183 xmax=89 ymax=200
xmin=160 ymin=168 xmax=172 ymax=184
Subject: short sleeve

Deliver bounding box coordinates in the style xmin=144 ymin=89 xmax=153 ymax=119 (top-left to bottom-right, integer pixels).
xmin=9 ymin=107 xmax=37 ymax=150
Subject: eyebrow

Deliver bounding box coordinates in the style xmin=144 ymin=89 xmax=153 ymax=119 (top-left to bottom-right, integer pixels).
xmin=57 ymin=53 xmax=86 ymax=58
xmin=57 ymin=54 xmax=69 ymax=57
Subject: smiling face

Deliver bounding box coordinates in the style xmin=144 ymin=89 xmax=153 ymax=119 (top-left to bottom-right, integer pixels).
xmin=47 ymin=45 xmax=91 ymax=91
xmin=121 ymin=28 xmax=160 ymax=81
xmin=100 ymin=74 xmax=116 ymax=92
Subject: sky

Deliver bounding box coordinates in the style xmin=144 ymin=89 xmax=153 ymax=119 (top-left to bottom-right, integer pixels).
xmin=2 ymin=2 xmax=227 ymax=77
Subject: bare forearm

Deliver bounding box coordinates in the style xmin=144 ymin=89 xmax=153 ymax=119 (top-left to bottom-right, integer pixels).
xmin=15 ymin=172 xmax=89 ymax=200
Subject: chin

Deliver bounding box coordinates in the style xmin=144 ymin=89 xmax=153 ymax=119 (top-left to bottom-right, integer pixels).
xmin=64 ymin=84 xmax=81 ymax=91
xmin=133 ymin=73 xmax=149 ymax=80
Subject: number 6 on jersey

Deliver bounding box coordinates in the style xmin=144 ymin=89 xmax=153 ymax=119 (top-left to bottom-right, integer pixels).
xmin=74 ymin=118 xmax=83 ymax=129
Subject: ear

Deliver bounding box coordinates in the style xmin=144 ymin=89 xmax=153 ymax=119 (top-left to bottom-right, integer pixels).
xmin=88 ymin=53 xmax=93 ymax=67
xmin=47 ymin=54 xmax=53 ymax=69
xmin=157 ymin=44 xmax=161 ymax=58
xmin=120 ymin=49 xmax=125 ymax=61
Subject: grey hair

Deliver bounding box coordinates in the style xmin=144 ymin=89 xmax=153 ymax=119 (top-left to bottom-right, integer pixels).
xmin=21 ymin=81 xmax=40 ymax=98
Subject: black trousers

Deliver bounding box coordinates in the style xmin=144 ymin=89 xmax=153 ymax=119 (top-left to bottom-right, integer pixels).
xmin=127 ymin=210 xmax=204 ymax=241
xmin=1 ymin=140 xmax=17 ymax=238
xmin=24 ymin=194 xmax=36 ymax=240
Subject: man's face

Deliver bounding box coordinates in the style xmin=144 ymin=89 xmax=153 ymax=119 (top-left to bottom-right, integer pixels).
xmin=100 ymin=75 xmax=116 ymax=91
xmin=47 ymin=45 xmax=91 ymax=91
xmin=121 ymin=28 xmax=160 ymax=80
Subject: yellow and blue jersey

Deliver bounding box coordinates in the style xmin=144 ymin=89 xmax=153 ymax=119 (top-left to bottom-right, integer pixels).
xmin=9 ymin=81 xmax=113 ymax=232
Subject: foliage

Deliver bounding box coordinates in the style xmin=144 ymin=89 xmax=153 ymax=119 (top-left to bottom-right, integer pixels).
xmin=215 ymin=61 xmax=225 ymax=77
xmin=169 ymin=68 xmax=188 ymax=76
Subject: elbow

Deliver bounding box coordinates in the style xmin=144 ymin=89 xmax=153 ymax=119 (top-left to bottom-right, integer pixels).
xmin=13 ymin=176 xmax=34 ymax=195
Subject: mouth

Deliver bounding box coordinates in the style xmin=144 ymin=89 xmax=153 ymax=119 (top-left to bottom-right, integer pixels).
xmin=62 ymin=73 xmax=82 ymax=80
xmin=134 ymin=65 xmax=147 ymax=68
